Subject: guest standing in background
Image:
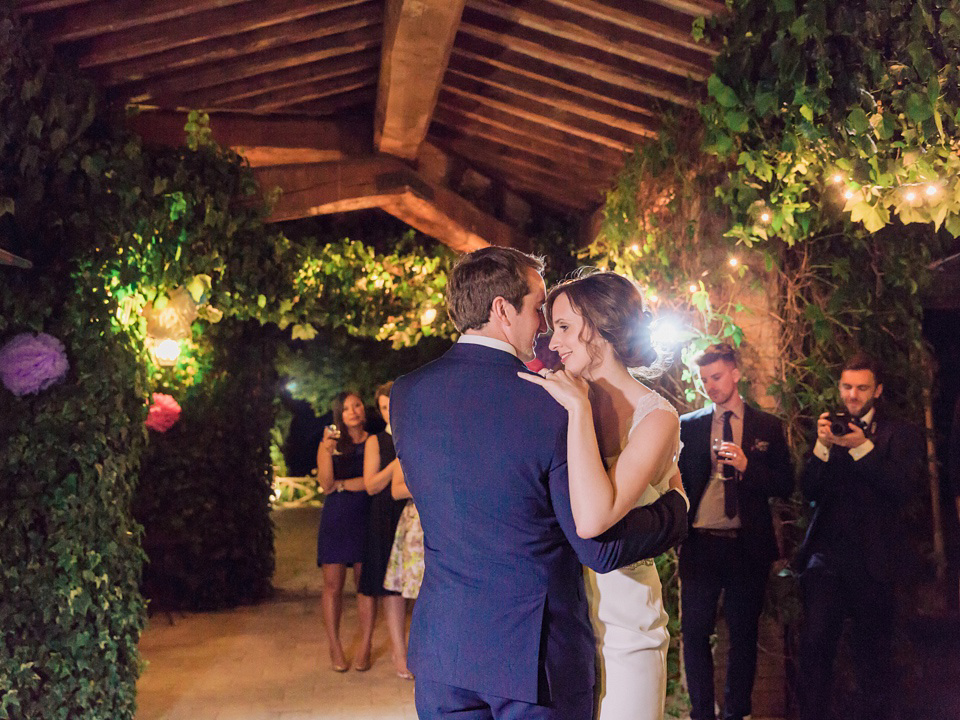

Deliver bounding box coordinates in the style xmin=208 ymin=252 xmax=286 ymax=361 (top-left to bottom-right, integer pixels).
xmin=316 ymin=390 xmax=373 ymax=672
xmin=383 ymin=460 xmax=424 ymax=603
xmin=361 ymin=381 xmax=411 ymax=679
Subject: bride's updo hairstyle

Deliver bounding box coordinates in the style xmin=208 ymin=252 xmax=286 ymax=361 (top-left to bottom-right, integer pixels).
xmin=545 ymin=269 xmax=659 ymax=374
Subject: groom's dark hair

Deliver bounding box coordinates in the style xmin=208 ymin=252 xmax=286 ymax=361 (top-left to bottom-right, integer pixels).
xmin=447 ymin=247 xmax=545 ymax=332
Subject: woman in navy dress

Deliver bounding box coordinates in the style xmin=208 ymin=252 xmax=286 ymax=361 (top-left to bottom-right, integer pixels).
xmin=360 ymin=381 xmax=411 ymax=678
xmin=316 ymin=390 xmax=372 ymax=672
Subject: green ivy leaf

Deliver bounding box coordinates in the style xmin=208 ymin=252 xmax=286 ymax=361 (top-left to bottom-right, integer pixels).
xmin=847 ymin=108 xmax=870 ymax=134
xmin=707 ymin=75 xmax=740 ymax=108
xmin=905 ymin=93 xmax=932 ymax=122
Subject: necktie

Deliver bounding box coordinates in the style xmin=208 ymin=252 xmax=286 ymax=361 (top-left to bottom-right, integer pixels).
xmin=722 ymin=410 xmax=737 ymax=518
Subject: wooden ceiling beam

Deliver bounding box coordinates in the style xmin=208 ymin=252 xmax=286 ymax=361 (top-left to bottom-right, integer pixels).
xmin=430 ymin=128 xmax=614 ymax=188
xmin=126 ymin=110 xmax=373 ymax=165
xmin=451 ymin=44 xmax=661 ymax=119
xmin=433 ymin=95 xmax=628 ymax=166
xmin=15 ymin=0 xmax=91 ymax=13
xmin=466 ymin=0 xmax=711 ymax=81
xmin=73 ymin=0 xmax=373 ymax=69
xmin=35 ymin=0 xmax=251 ymax=43
xmin=442 ymin=74 xmax=644 ymax=151
xmin=457 ymin=14 xmax=699 ymax=108
xmin=374 ymin=0 xmax=466 ymax=160
xmin=219 ymin=68 xmax=378 ymax=112
xmin=255 ymin=157 xmax=521 ymax=251
xmin=429 ymin=113 xmax=622 ymax=178
xmin=645 ymin=0 xmax=727 ymax=17
xmin=116 ymin=25 xmax=381 ymax=103
xmin=445 ymin=62 xmax=657 ymax=138
xmin=171 ymin=49 xmax=380 ymax=107
xmin=539 ymin=0 xmax=719 ymax=55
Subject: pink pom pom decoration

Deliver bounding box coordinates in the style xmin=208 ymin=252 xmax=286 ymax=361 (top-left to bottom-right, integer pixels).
xmin=145 ymin=393 xmax=182 ymax=432
xmin=0 ymin=332 xmax=70 ymax=396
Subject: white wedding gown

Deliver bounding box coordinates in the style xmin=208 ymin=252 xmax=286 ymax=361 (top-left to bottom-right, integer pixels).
xmin=584 ymin=390 xmax=681 ymax=720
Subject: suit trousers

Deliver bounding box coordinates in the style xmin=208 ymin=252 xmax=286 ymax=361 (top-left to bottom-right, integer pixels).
xmin=415 ymin=680 xmax=594 ymax=720
xmin=798 ymin=561 xmax=895 ymax=720
xmin=679 ymin=532 xmax=770 ymax=720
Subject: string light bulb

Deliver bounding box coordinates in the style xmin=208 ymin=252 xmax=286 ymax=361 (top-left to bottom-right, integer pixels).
xmin=153 ymin=339 xmax=181 ymax=366
xmin=728 ymin=257 xmax=739 ymax=268
xmin=925 ymin=184 xmax=939 ymax=196
xmin=905 ymin=190 xmax=917 ymax=202
xmin=831 ymin=173 xmax=844 ymax=184
xmin=843 ymin=189 xmax=855 ymax=200
xmin=759 ymin=211 xmax=771 ymax=223
xmin=421 ymin=307 xmax=438 ymax=326
xmin=630 ymin=243 xmax=640 ymax=252
xmin=688 ymin=283 xmax=698 ymax=293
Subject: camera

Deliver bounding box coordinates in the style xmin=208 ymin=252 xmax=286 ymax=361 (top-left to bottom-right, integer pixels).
xmin=827 ymin=411 xmax=856 ymax=436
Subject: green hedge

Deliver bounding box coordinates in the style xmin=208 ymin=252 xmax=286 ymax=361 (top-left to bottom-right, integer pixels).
xmin=135 ymin=321 xmax=277 ymax=610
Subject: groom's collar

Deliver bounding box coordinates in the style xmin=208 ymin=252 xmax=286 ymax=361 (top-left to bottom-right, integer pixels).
xmin=457 ymin=334 xmax=518 ymax=358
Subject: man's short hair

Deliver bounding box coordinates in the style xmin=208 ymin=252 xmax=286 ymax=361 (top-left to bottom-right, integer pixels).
xmin=446 ymin=247 xmax=545 ymax=333
xmin=694 ymin=343 xmax=739 ymax=369
xmin=842 ymin=351 xmax=883 ymax=385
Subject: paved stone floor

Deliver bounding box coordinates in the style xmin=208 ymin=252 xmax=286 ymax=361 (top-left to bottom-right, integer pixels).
xmin=136 ymin=506 xmax=417 ymax=720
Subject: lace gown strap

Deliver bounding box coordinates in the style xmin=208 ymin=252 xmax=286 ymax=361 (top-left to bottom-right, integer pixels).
xmin=627 ymin=390 xmax=683 ymax=463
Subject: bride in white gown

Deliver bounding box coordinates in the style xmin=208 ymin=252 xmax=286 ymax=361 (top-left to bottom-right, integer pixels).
xmin=520 ymin=270 xmax=684 ymax=720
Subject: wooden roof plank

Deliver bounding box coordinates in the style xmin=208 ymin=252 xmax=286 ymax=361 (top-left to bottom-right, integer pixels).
xmin=644 ymin=0 xmax=727 ymax=17
xmin=374 ymin=0 xmax=467 ymax=160
xmin=15 ymin=0 xmax=92 ymax=13
xmin=445 ymin=62 xmax=657 ymax=137
xmin=73 ymin=0 xmax=374 ymax=69
xmin=539 ymin=0 xmax=719 ymax=55
xmin=273 ymin=87 xmax=377 ymax=115
xmin=451 ymin=44 xmax=661 ymax=119
xmin=429 ymin=111 xmax=623 ymax=177
xmin=116 ymin=25 xmax=382 ymax=103
xmin=458 ymin=12 xmax=699 ymax=108
xmin=442 ymin=73 xmax=645 ymax=150
xmin=220 ymin=68 xmax=379 ymax=112
xmin=171 ymin=49 xmax=380 ymax=107
xmin=36 ymin=0 xmax=252 ymax=43
xmin=433 ymin=95 xmax=627 ymax=164
xmin=466 ymin=0 xmax=711 ymax=80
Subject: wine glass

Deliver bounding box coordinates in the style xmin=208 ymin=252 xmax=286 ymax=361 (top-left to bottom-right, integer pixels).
xmin=326 ymin=423 xmax=341 ymax=455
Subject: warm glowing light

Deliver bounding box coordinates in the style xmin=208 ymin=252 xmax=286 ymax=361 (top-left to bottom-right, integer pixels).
xmin=759 ymin=211 xmax=771 ymax=223
xmin=374 ymin=277 xmax=385 ymax=289
xmin=831 ymin=173 xmax=844 ymax=184
xmin=421 ymin=307 xmax=438 ymax=325
xmin=843 ymin=189 xmax=855 ymax=200
xmin=728 ymin=257 xmax=739 ymax=268
xmin=286 ymin=381 xmax=298 ymax=392
xmin=925 ymin=184 xmax=939 ymax=196
xmin=651 ymin=317 xmax=684 ymax=348
xmin=647 ymin=294 xmax=659 ymax=303
xmin=688 ymin=283 xmax=698 ymax=293
xmin=631 ymin=243 xmax=640 ymax=252
xmin=905 ymin=191 xmax=917 ymax=202
xmin=153 ymin=339 xmax=181 ymax=366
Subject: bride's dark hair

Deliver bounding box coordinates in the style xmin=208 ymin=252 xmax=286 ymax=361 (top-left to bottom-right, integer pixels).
xmin=545 ymin=269 xmax=664 ymax=375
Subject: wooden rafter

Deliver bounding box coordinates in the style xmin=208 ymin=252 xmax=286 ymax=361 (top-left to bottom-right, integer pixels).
xmin=458 ymin=11 xmax=699 ymax=108
xmin=219 ymin=68 xmax=378 ymax=112
xmin=466 ymin=0 xmax=711 ymax=81
xmin=442 ymin=75 xmax=642 ymax=151
xmin=172 ymin=49 xmax=380 ymax=107
xmin=374 ymin=0 xmax=466 ymax=160
xmin=119 ymin=25 xmax=382 ymax=103
xmin=445 ymin=65 xmax=656 ymax=138
xmin=255 ymin=157 xmax=521 ymax=251
xmin=433 ymin=96 xmax=628 ymax=166
xmin=540 ymin=0 xmax=719 ymax=55
xmin=72 ymin=0 xmax=373 ymax=69
xmin=281 ymin=87 xmax=378 ymax=115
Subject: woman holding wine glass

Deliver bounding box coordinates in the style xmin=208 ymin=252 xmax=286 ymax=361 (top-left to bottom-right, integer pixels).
xmin=316 ymin=390 xmax=373 ymax=672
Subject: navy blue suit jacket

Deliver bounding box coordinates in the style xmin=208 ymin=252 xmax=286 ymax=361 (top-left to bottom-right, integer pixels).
xmin=391 ymin=343 xmax=688 ymax=704
xmin=678 ymin=404 xmax=793 ymax=564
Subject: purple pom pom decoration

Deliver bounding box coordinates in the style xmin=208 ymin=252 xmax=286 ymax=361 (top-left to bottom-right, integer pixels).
xmin=0 ymin=332 xmax=70 ymax=396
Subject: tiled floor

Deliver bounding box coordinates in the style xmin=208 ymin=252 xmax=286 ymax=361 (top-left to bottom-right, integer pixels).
xmin=136 ymin=506 xmax=417 ymax=720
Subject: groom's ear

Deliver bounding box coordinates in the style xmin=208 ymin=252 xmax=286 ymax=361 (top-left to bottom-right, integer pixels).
xmin=490 ymin=296 xmax=510 ymax=325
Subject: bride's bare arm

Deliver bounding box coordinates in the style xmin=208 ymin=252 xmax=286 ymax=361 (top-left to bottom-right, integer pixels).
xmin=520 ymin=370 xmax=679 ymax=538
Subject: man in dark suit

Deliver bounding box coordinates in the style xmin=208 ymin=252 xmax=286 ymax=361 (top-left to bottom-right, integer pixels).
xmin=795 ymin=353 xmax=924 ymax=720
xmin=391 ymin=247 xmax=689 ymax=720
xmin=678 ymin=343 xmax=793 ymax=720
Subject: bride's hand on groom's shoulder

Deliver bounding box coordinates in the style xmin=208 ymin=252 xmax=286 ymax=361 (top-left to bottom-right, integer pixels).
xmin=517 ymin=369 xmax=590 ymax=413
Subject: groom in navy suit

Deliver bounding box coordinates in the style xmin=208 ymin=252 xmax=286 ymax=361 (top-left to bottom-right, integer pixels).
xmin=391 ymin=247 xmax=689 ymax=720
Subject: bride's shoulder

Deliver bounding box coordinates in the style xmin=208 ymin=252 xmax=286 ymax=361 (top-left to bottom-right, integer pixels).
xmin=631 ymin=385 xmax=678 ymax=420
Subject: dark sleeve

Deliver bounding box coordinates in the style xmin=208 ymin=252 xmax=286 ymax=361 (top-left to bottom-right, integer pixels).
xmin=547 ymin=426 xmax=688 ymax=573
xmin=950 ymin=397 xmax=960 ymax=498
xmin=800 ymin=451 xmax=829 ymax=504
xmin=741 ymin=416 xmax=794 ymax=500
xmin=848 ymin=422 xmax=924 ymax=506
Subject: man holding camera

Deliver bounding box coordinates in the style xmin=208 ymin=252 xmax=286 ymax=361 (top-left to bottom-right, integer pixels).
xmin=795 ymin=353 xmax=924 ymax=720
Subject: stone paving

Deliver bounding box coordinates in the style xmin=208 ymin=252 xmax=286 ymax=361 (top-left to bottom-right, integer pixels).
xmin=136 ymin=506 xmax=417 ymax=720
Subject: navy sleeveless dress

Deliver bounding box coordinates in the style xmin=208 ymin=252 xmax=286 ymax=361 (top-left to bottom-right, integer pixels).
xmin=357 ymin=432 xmax=407 ymax=596
xmin=316 ymin=440 xmax=371 ymax=566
